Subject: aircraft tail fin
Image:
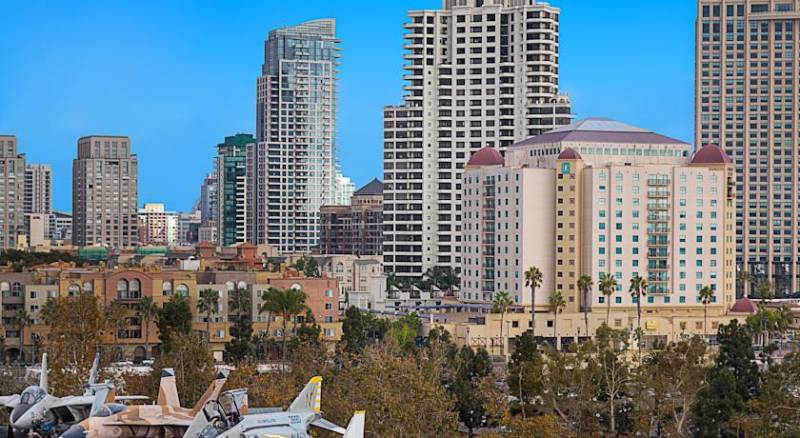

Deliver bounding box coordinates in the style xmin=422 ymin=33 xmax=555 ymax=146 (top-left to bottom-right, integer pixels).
xmin=343 ymin=411 xmax=366 ymax=438
xmin=190 ymin=370 xmax=228 ymax=415
xmin=84 ymin=352 xmax=100 ymax=395
xmin=88 ymin=383 xmax=114 ymax=417
xmin=39 ymin=353 xmax=48 ymax=392
xmin=157 ymin=368 xmax=181 ymax=408
xmin=289 ymin=376 xmax=322 ymax=414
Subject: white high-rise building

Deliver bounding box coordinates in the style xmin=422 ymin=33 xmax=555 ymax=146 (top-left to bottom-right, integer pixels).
xmin=250 ymin=19 xmax=340 ymax=253
xmin=24 ymin=164 xmax=51 ymax=215
xmin=334 ymin=173 xmax=355 ymax=206
xmin=383 ymin=0 xmax=572 ymax=278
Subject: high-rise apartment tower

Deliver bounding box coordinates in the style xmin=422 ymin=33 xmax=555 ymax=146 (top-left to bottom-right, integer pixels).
xmin=696 ymin=0 xmax=800 ymax=294
xmin=383 ymin=0 xmax=572 ymax=278
xmin=217 ymin=134 xmax=253 ymax=247
xmin=250 ymin=19 xmax=341 ymax=253
xmin=0 ymin=136 xmax=26 ymax=248
xmin=24 ymin=164 xmax=51 ymax=215
xmin=72 ymin=136 xmax=138 ymax=248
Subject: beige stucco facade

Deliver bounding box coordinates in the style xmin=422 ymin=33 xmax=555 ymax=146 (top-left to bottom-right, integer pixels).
xmin=460 ymin=119 xmax=741 ymax=340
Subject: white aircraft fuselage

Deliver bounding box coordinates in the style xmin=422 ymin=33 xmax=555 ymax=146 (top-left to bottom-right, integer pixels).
xmin=205 ymin=411 xmax=319 ymax=438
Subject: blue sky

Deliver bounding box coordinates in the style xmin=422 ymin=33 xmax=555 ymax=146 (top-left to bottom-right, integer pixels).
xmin=0 ymin=0 xmax=695 ymax=212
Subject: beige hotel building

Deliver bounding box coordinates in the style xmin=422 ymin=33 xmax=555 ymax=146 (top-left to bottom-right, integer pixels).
xmin=462 ymin=118 xmax=738 ymax=322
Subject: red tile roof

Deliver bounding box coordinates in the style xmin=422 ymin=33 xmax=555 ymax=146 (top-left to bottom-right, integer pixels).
xmin=467 ymin=147 xmax=504 ymax=166
xmin=557 ymin=147 xmax=582 ymax=160
xmin=730 ymin=297 xmax=757 ymax=314
xmin=691 ymin=144 xmax=732 ymax=164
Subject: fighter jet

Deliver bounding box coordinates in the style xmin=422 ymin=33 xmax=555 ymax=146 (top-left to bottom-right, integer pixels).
xmin=1 ymin=353 xmax=111 ymax=436
xmin=183 ymin=376 xmax=365 ymax=438
xmin=59 ymin=368 xmax=228 ymax=438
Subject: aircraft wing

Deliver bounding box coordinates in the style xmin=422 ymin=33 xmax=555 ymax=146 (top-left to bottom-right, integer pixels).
xmin=114 ymin=396 xmax=150 ymax=403
xmin=104 ymin=418 xmax=194 ymax=428
xmin=48 ymin=395 xmax=95 ymax=423
xmin=0 ymin=394 xmax=20 ymax=411
xmin=312 ymin=418 xmax=346 ymax=435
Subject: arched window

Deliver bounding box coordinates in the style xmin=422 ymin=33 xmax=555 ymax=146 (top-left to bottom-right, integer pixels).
xmin=117 ymin=280 xmax=129 ymax=299
xmin=12 ymin=282 xmax=22 ymax=296
xmin=225 ymin=281 xmax=235 ymax=291
xmin=83 ymin=281 xmax=93 ymax=292
xmin=129 ymin=279 xmax=141 ymax=299
xmin=67 ymin=284 xmax=80 ymax=296
xmin=335 ymin=263 xmax=344 ymax=274
xmin=237 ymin=281 xmax=247 ymax=290
xmin=162 ymin=281 xmax=173 ymax=296
xmin=176 ymin=283 xmax=189 ymax=297
xmin=291 ymin=283 xmax=302 ymax=291
xmin=0 ymin=282 xmax=9 ymax=295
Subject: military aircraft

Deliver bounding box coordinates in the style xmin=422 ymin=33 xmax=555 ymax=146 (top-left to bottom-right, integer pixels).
xmin=182 ymin=376 xmax=365 ymax=438
xmin=59 ymin=368 xmax=228 ymax=438
xmin=1 ymin=353 xmax=115 ymax=436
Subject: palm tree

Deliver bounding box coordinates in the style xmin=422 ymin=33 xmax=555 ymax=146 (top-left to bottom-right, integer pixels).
xmin=628 ymin=275 xmax=648 ymax=342
xmin=599 ymin=273 xmax=618 ymax=326
xmin=104 ymin=300 xmax=127 ymax=360
xmin=736 ymin=269 xmax=753 ymax=298
xmin=698 ymin=286 xmax=715 ymax=340
xmin=137 ymin=296 xmax=157 ymax=360
xmin=197 ymin=289 xmax=220 ymax=344
xmin=423 ymin=266 xmax=459 ymax=294
xmin=385 ymin=272 xmax=399 ymax=294
xmin=12 ymin=310 xmax=30 ymax=363
xmin=524 ymin=266 xmax=543 ymax=338
xmin=260 ymin=287 xmax=308 ymax=370
xmin=491 ymin=291 xmax=514 ymax=357
xmin=228 ymin=287 xmax=251 ymax=332
xmin=548 ymin=291 xmax=566 ymax=350
xmin=577 ymin=275 xmax=593 ymax=338
xmin=757 ymin=281 xmax=774 ymax=303
xmin=776 ymin=305 xmax=794 ymax=354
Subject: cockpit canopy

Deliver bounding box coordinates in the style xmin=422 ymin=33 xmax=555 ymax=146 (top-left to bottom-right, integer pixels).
xmin=93 ymin=404 xmax=127 ymax=418
xmin=19 ymin=386 xmax=46 ymax=405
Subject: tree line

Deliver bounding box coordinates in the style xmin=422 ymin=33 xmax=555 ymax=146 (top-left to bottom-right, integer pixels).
xmin=12 ymin=283 xmax=800 ymax=436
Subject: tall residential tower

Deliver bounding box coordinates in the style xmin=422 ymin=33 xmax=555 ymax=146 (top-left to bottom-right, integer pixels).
xmin=24 ymin=164 xmax=51 ymax=214
xmin=383 ymin=0 xmax=572 ymax=278
xmin=217 ymin=134 xmax=253 ymax=247
xmin=0 ymin=136 xmax=26 ymax=248
xmin=72 ymin=136 xmax=138 ymax=248
xmin=696 ymin=0 xmax=800 ymax=294
xmin=250 ymin=19 xmax=341 ymax=253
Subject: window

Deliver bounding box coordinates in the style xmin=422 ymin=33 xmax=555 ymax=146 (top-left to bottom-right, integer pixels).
xmin=129 ymin=279 xmax=141 ymax=299
xmin=176 ymin=283 xmax=189 ymax=297
xmin=324 ymin=289 xmax=333 ymax=297
xmin=162 ymin=281 xmax=173 ymax=296
xmin=116 ymin=280 xmax=129 ymax=299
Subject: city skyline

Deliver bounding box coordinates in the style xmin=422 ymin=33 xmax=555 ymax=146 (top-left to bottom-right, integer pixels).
xmin=0 ymin=0 xmax=695 ymax=212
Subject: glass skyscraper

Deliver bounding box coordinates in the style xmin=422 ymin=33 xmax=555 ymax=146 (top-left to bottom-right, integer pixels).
xmin=250 ymin=19 xmax=341 ymax=253
xmin=217 ymin=133 xmax=254 ymax=247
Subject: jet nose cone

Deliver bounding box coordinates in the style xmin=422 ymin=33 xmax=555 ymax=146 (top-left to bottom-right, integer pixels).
xmin=10 ymin=403 xmax=30 ymax=425
xmin=59 ymin=424 xmax=86 ymax=438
